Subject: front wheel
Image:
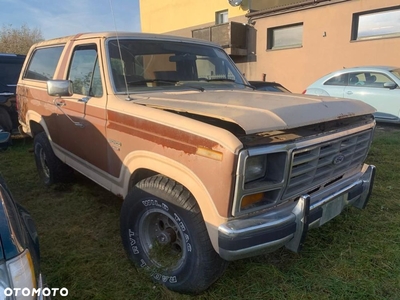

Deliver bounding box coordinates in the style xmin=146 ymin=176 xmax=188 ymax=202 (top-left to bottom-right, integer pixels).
xmin=120 ymin=175 xmax=228 ymax=294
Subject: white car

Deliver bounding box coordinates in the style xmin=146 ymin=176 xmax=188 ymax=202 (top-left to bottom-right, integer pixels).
xmin=304 ymin=66 xmax=400 ymax=123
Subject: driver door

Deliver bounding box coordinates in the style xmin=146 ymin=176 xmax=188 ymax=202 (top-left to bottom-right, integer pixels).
xmin=55 ymin=42 xmax=108 ymax=172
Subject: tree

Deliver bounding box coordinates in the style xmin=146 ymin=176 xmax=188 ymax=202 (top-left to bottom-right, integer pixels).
xmin=0 ymin=24 xmax=44 ymax=55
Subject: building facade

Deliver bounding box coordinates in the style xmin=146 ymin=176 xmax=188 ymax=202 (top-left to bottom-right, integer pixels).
xmin=139 ymin=0 xmax=400 ymax=93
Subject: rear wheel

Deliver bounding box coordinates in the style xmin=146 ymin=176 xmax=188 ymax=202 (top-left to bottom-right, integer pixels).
xmin=33 ymin=132 xmax=74 ymax=185
xmin=120 ymin=175 xmax=228 ymax=294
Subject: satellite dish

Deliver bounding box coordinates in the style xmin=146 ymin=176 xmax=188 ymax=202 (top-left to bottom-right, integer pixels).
xmin=228 ymin=0 xmax=242 ymax=7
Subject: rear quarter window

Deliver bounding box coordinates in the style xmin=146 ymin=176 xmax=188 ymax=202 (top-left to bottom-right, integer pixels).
xmin=324 ymin=73 xmax=348 ymax=86
xmin=23 ymin=46 xmax=64 ymax=81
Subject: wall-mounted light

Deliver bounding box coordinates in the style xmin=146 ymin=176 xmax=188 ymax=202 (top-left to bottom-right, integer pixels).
xmin=228 ymin=0 xmax=242 ymax=7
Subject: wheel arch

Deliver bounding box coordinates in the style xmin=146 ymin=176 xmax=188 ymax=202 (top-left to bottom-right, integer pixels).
xmin=24 ymin=110 xmax=49 ymax=137
xmin=120 ymin=151 xmax=225 ymax=252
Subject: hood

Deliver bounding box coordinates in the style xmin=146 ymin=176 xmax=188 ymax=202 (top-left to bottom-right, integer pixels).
xmin=130 ymin=89 xmax=376 ymax=134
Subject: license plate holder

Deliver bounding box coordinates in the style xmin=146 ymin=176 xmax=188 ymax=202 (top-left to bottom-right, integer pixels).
xmin=319 ymin=194 xmax=347 ymax=225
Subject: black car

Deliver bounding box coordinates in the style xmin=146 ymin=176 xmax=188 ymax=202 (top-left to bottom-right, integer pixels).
xmin=0 ymin=53 xmax=26 ymax=134
xmin=248 ymin=80 xmax=291 ymax=93
xmin=0 ymin=132 xmax=10 ymax=150
xmin=0 ymin=175 xmax=48 ymax=299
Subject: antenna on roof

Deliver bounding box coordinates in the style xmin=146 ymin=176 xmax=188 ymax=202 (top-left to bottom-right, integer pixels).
xmin=109 ymin=0 xmax=132 ymax=101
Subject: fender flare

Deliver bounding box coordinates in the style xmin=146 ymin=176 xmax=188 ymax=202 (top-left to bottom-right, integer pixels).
xmin=119 ymin=150 xmax=226 ymax=232
xmin=23 ymin=110 xmax=50 ymax=137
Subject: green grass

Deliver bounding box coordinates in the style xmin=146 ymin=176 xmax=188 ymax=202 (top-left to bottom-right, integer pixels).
xmin=0 ymin=124 xmax=399 ymax=300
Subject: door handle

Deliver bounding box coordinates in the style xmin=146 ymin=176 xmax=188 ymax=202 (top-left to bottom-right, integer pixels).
xmin=346 ymin=91 xmax=353 ymax=95
xmin=78 ymin=96 xmax=90 ymax=103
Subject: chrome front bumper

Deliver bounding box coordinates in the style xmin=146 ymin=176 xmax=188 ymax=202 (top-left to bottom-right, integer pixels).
xmin=218 ymin=164 xmax=376 ymax=261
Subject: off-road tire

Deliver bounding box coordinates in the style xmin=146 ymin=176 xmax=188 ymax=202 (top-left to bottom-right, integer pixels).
xmin=120 ymin=175 xmax=228 ymax=294
xmin=0 ymin=106 xmax=12 ymax=132
xmin=33 ymin=132 xmax=74 ymax=186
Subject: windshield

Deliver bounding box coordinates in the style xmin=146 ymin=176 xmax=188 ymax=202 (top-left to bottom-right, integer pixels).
xmin=390 ymin=68 xmax=400 ymax=80
xmin=106 ymin=38 xmax=246 ymax=93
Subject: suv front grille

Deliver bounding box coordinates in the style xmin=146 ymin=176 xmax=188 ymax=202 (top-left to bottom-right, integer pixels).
xmin=284 ymin=130 xmax=373 ymax=198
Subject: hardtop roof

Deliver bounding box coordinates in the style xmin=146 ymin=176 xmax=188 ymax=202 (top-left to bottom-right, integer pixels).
xmin=30 ymin=32 xmax=220 ymax=48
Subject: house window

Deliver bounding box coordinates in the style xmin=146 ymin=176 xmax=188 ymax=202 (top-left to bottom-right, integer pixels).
xmin=216 ymin=10 xmax=228 ymax=24
xmin=352 ymin=6 xmax=400 ymax=41
xmin=267 ymin=23 xmax=303 ymax=50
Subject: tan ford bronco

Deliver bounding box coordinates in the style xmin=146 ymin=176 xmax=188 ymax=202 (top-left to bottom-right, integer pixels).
xmin=17 ymin=32 xmax=376 ymax=294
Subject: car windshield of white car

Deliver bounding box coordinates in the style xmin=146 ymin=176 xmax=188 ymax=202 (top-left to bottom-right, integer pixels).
xmin=390 ymin=69 xmax=400 ymax=81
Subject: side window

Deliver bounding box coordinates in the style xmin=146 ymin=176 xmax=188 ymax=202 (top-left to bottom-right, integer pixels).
xmin=24 ymin=46 xmax=64 ymax=81
xmin=92 ymin=60 xmax=103 ymax=97
xmin=324 ymin=73 xmax=348 ymax=86
xmin=349 ymin=72 xmax=394 ymax=88
xmin=68 ymin=45 xmax=103 ymax=97
xmin=0 ymin=57 xmax=24 ymax=84
xmin=348 ymin=73 xmax=362 ymax=86
xmin=365 ymin=72 xmax=394 ymax=88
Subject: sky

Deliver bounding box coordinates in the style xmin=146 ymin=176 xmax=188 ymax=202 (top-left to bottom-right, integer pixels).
xmin=1 ymin=0 xmax=141 ymax=39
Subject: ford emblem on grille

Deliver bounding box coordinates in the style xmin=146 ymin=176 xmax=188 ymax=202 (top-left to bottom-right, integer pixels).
xmin=332 ymin=154 xmax=345 ymax=165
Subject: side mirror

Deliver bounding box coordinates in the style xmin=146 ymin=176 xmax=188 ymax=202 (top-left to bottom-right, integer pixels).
xmin=47 ymin=80 xmax=73 ymax=97
xmin=383 ymin=82 xmax=397 ymax=90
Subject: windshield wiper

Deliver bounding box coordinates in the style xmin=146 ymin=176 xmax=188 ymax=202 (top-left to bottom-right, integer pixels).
xmin=128 ymin=79 xmax=204 ymax=92
xmin=202 ymin=78 xmax=255 ymax=90
xmin=128 ymin=79 xmax=178 ymax=86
